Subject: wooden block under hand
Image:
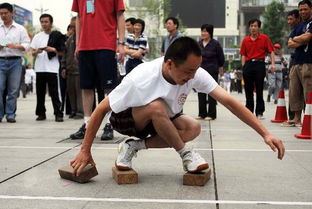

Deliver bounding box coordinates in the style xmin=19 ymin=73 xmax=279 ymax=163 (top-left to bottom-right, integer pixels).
xmin=112 ymin=167 xmax=138 ymax=184
xmin=183 ymin=167 xmax=211 ymax=186
xmin=58 ymin=164 xmax=98 ymax=183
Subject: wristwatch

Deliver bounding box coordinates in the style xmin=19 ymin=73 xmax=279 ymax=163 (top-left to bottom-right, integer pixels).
xmin=118 ymin=40 xmax=125 ymax=45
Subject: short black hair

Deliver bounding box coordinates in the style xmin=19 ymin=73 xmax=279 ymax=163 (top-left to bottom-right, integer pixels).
xmin=40 ymin=13 xmax=53 ymax=24
xmin=201 ymin=24 xmax=214 ymax=38
xmin=165 ymin=17 xmax=179 ymax=29
xmin=287 ymin=9 xmax=300 ymax=18
xmin=126 ymin=17 xmax=136 ymax=25
xmin=298 ymin=0 xmax=312 ymax=8
xmin=248 ymin=18 xmax=261 ymax=28
xmin=0 ymin=3 xmax=13 ymax=13
xmin=134 ymin=18 xmax=145 ymax=34
xmin=164 ymin=37 xmax=201 ymax=67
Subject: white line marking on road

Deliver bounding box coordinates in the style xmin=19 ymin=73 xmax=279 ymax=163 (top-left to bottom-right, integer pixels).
xmin=0 ymin=195 xmax=311 ymax=206
xmin=201 ymin=128 xmax=302 ymax=131
xmin=0 ymin=146 xmax=311 ymax=153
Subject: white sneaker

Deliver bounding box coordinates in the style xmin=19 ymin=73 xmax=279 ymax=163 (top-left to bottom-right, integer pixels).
xmin=115 ymin=138 xmax=138 ymax=170
xmin=182 ymin=151 xmax=209 ymax=173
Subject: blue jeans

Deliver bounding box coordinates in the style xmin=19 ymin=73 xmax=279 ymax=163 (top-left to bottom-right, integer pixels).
xmin=0 ymin=58 xmax=22 ymax=119
xmin=268 ymin=71 xmax=283 ymax=101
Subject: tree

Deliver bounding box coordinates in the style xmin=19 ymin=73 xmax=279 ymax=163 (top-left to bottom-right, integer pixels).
xmin=262 ymin=1 xmax=286 ymax=46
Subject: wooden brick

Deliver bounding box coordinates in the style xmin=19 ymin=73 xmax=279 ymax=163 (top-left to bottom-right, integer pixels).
xmin=58 ymin=164 xmax=98 ymax=183
xmin=183 ymin=168 xmax=211 ymax=186
xmin=112 ymin=167 xmax=138 ymax=184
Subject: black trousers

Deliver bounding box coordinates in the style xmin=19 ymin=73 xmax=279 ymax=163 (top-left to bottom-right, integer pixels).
xmin=198 ymin=73 xmax=218 ymax=119
xmin=59 ymin=75 xmax=71 ymax=115
xmin=242 ymin=61 xmax=266 ymax=116
xmin=36 ymin=72 xmax=63 ymax=117
xmin=125 ymin=59 xmax=143 ymax=74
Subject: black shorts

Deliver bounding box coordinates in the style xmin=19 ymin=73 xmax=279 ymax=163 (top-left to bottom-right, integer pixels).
xmin=109 ymin=108 xmax=183 ymax=139
xmin=78 ymin=50 xmax=118 ymax=90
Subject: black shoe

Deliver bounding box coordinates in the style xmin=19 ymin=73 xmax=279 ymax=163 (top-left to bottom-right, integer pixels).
xmin=6 ymin=118 xmax=16 ymax=123
xmin=101 ymin=123 xmax=114 ymax=140
xmin=274 ymin=100 xmax=278 ymax=104
xmin=55 ymin=116 xmax=64 ymax=122
xmin=36 ymin=115 xmax=46 ymax=121
xmin=70 ymin=123 xmax=86 ymax=140
xmin=69 ymin=113 xmax=76 ymax=118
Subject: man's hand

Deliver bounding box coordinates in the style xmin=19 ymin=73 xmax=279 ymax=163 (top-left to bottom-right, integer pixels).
xmin=74 ymin=47 xmax=79 ymax=60
xmin=263 ymin=135 xmax=285 ymax=160
xmin=118 ymin=44 xmax=125 ymax=63
xmin=44 ymin=46 xmax=57 ymax=53
xmin=269 ymin=64 xmax=276 ymax=73
xmin=6 ymin=43 xmax=17 ymax=49
xmin=32 ymin=48 xmax=43 ymax=56
xmin=70 ymin=150 xmax=95 ymax=176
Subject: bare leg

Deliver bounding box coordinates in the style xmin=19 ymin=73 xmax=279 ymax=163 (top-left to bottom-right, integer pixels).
xmin=293 ymin=111 xmax=302 ymax=124
xmin=132 ymin=99 xmax=201 ymax=151
xmin=82 ymin=89 xmax=94 ymax=116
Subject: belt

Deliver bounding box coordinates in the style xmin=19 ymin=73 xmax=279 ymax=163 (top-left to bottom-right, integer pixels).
xmin=249 ymin=59 xmax=264 ymax=62
xmin=0 ymin=56 xmax=21 ymax=60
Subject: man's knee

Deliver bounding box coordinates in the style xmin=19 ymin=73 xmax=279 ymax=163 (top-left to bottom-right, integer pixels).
xmin=188 ymin=121 xmax=201 ymax=138
xmin=147 ymin=99 xmax=168 ymax=118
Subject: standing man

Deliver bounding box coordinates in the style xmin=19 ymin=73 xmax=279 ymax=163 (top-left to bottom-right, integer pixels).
xmin=240 ymin=18 xmax=275 ymax=120
xmin=61 ymin=16 xmax=83 ymax=119
xmin=161 ymin=17 xmax=183 ymax=56
xmin=70 ymin=0 xmax=126 ymax=140
xmin=30 ymin=14 xmax=64 ymax=122
xmin=283 ymin=0 xmax=312 ymax=127
xmin=0 ymin=3 xmax=30 ymax=123
xmin=285 ymin=9 xmax=300 ymax=121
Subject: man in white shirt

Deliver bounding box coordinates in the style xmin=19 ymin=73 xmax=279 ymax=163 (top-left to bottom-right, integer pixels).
xmin=31 ymin=14 xmax=64 ymax=122
xmin=0 ymin=3 xmax=30 ymax=123
xmin=70 ymin=37 xmax=285 ymax=176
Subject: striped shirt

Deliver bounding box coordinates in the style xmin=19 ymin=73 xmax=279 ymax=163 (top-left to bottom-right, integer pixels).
xmin=125 ymin=33 xmax=147 ymax=59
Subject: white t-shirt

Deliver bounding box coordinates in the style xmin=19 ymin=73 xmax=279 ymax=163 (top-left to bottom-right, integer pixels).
xmin=30 ymin=32 xmax=60 ymax=73
xmin=25 ymin=69 xmax=36 ymax=84
xmin=109 ymin=57 xmax=218 ymax=117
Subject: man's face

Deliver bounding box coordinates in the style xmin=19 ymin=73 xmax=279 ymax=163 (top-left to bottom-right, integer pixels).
xmin=287 ymin=15 xmax=300 ymax=28
xmin=249 ymin=21 xmax=260 ymax=36
xmin=299 ymin=4 xmax=312 ymax=21
xmin=40 ymin=17 xmax=52 ymax=32
xmin=125 ymin=21 xmax=134 ymax=33
xmin=69 ymin=19 xmax=76 ymax=35
xmin=200 ymin=29 xmax=211 ymax=40
xmin=0 ymin=8 xmax=13 ymax=24
xmin=165 ymin=19 xmax=177 ymax=33
xmin=274 ymin=47 xmax=281 ymax=54
xmin=166 ymin=53 xmax=201 ymax=85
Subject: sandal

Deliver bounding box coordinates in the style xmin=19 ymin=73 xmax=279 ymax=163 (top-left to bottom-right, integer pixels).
xmin=281 ymin=121 xmax=296 ymax=127
xmin=295 ymin=123 xmax=302 ymax=127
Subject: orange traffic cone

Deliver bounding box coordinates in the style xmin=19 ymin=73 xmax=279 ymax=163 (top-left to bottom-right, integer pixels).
xmin=295 ymin=92 xmax=312 ymax=139
xmin=271 ymin=89 xmax=288 ymax=123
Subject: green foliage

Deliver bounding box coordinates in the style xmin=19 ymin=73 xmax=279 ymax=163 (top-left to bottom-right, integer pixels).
xmin=262 ymin=1 xmax=286 ymax=46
